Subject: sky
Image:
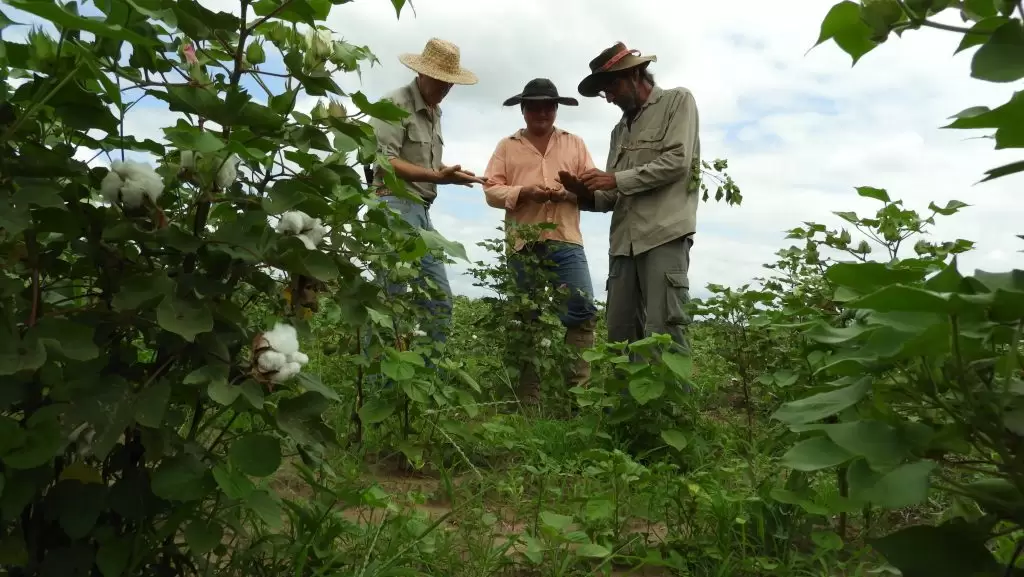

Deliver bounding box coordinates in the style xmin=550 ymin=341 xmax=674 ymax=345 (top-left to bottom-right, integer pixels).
xmin=6 ymin=0 xmax=1024 ymax=303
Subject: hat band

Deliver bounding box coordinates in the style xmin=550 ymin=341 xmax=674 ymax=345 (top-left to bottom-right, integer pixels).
xmin=598 ymin=47 xmax=640 ymax=72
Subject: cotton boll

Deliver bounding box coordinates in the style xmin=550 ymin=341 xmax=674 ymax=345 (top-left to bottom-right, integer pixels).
xmin=106 ymin=160 xmax=164 ymax=207
xmin=271 ymin=361 xmax=302 ymax=383
xmin=215 ymin=155 xmax=238 ymax=189
xmin=540 ymin=338 xmax=552 ymax=348
xmin=263 ymin=322 xmax=300 ymax=356
xmin=100 ymin=170 xmax=124 ymax=204
xmin=180 ymin=150 xmax=197 ymax=170
xmin=276 ymin=211 xmax=307 ymax=235
xmin=288 ymin=352 xmax=309 ymax=366
xmin=117 ymin=178 xmax=149 ymax=208
xmin=257 ymin=350 xmax=288 ymax=372
xmin=296 ymin=234 xmax=317 ymax=250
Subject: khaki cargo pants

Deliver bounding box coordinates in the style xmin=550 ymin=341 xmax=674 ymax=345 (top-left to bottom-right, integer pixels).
xmin=605 ymin=235 xmax=693 ymax=355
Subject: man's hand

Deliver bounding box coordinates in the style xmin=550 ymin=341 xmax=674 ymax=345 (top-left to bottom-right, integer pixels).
xmin=580 ymin=168 xmax=616 ymax=191
xmin=521 ymin=184 xmax=553 ymax=203
xmin=557 ymin=170 xmax=594 ymax=202
xmin=435 ymin=164 xmax=486 ymax=186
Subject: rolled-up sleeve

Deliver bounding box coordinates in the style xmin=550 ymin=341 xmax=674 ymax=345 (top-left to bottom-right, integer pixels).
xmin=369 ymin=105 xmax=406 ymax=160
xmin=614 ymin=91 xmax=698 ymax=196
xmin=483 ymin=140 xmax=522 ymax=210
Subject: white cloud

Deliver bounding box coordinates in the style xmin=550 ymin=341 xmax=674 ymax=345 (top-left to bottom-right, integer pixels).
xmin=10 ymin=0 xmax=1022 ymax=302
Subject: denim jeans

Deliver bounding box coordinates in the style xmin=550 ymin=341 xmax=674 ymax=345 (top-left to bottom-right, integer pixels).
xmin=508 ymin=240 xmax=598 ymax=329
xmin=363 ymin=195 xmax=453 ymax=389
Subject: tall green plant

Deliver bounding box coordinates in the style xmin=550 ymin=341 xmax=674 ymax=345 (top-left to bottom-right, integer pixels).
xmin=0 ymin=0 xmax=469 ymax=573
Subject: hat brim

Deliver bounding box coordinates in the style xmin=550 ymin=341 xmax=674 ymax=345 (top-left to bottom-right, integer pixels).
xmin=398 ymin=53 xmax=478 ymax=85
xmin=502 ymin=95 xmax=579 ymax=107
xmin=578 ymin=55 xmax=656 ymax=97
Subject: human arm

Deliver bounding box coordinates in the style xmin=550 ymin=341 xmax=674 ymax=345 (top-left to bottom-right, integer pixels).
xmin=559 ymin=135 xmax=617 ymax=212
xmin=482 ymin=140 xmax=522 ymax=209
xmin=607 ymin=90 xmax=699 ymax=196
xmin=369 ymin=108 xmax=483 ymax=185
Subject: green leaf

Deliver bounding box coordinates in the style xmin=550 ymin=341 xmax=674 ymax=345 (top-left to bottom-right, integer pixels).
xmin=813 ymin=1 xmax=879 ymax=64
xmin=30 ymin=318 xmax=99 ymax=361
xmin=389 ymin=0 xmax=407 ymax=18
xmin=229 ymin=434 xmax=282 ymax=477
xmin=3 ymin=411 xmax=64 ymax=469
xmin=956 ymin=16 xmax=1011 ymax=53
xmin=275 ymin=391 xmax=335 ymax=447
xmin=855 ymin=186 xmax=889 ymax=202
xmin=781 ymin=436 xmax=854 ymax=471
xmin=419 ymin=229 xmax=469 ymax=262
xmin=134 ymin=381 xmax=171 ymax=428
xmin=661 ymin=352 xmax=692 ymax=380
xmin=539 ymin=511 xmax=574 ymax=531
xmin=826 ymin=262 xmax=926 ymax=294
xmin=819 ymin=420 xmax=909 ymax=467
xmin=351 ymin=91 xmax=410 ymax=122
xmin=164 ymin=126 xmax=225 ymax=153
xmin=156 ymin=296 xmax=214 ymax=342
xmin=629 ymin=378 xmax=665 ymax=405
xmin=212 ymin=464 xmax=255 ymax=500
xmin=359 ymin=398 xmax=397 ymax=424
xmin=771 ymin=377 xmax=872 ymax=425
xmin=245 ymin=489 xmax=283 ymax=530
xmin=661 ymin=429 xmax=688 ymax=451
xmin=96 ymin=536 xmax=132 ymax=577
xmin=846 ymin=285 xmax=951 ymax=313
xmin=7 ymin=0 xmax=158 ymax=45
xmin=980 ymin=158 xmax=1024 ymax=182
xmin=293 ymin=372 xmax=340 ymax=401
xmin=151 ymin=454 xmax=213 ymax=502
xmin=300 ymin=251 xmax=339 ymax=282
xmin=576 ymin=543 xmax=612 ymax=558
xmin=207 ymin=378 xmax=241 ymax=406
xmin=869 ymin=521 xmax=1000 ymax=577
xmin=868 ymin=460 xmax=937 ymax=508
xmin=184 ymin=520 xmax=222 ymax=555
xmin=971 ymin=20 xmax=1024 ymax=82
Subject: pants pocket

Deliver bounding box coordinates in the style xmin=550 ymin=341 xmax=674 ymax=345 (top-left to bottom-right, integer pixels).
xmin=665 ymin=271 xmax=691 ymax=326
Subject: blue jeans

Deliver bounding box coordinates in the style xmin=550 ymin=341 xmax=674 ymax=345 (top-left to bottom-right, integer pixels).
xmin=509 ymin=241 xmax=598 ymax=329
xmin=363 ymin=196 xmax=453 ymax=389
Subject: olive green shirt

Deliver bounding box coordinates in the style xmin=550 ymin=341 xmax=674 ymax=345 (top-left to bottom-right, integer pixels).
xmin=582 ymin=86 xmax=701 ymax=257
xmin=369 ymin=78 xmax=445 ymax=203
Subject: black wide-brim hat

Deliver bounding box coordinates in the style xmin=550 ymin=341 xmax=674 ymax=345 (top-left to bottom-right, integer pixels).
xmin=503 ymin=78 xmax=579 ymax=106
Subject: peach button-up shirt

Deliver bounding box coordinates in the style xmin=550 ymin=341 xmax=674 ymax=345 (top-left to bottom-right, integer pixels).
xmin=483 ymin=128 xmax=597 ymax=252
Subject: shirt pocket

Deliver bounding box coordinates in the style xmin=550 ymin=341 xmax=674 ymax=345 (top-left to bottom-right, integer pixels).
xmin=622 ymin=124 xmax=668 ymax=166
xmin=405 ymin=123 xmax=434 ymax=168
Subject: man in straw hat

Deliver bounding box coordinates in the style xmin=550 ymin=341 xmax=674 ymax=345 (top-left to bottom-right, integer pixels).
xmin=482 ymin=78 xmax=600 ymax=407
xmin=558 ymin=42 xmax=701 ymax=356
xmin=367 ymin=37 xmax=485 ymax=348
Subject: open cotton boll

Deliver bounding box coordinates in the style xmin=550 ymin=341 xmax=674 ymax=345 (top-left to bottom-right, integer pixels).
xmin=215 ymin=155 xmax=239 ymax=189
xmin=276 ymin=211 xmax=307 ymax=235
xmin=257 ymin=350 xmax=288 ymax=373
xmin=102 ymin=160 xmax=165 ymax=208
xmin=288 ymin=352 xmax=309 ymax=366
xmin=262 ymin=322 xmax=300 ymax=356
xmin=271 ymin=361 xmax=303 ymax=383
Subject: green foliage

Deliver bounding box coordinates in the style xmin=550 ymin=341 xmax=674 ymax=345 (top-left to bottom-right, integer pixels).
xmin=814 ymin=0 xmax=1024 ymax=182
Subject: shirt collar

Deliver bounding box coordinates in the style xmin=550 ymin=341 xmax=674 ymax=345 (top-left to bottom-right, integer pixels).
xmin=409 ymin=77 xmax=442 ymax=117
xmin=510 ymin=127 xmax=567 ymax=140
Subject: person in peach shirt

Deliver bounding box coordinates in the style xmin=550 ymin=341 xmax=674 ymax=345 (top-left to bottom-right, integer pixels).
xmin=482 ymin=78 xmax=600 ymax=407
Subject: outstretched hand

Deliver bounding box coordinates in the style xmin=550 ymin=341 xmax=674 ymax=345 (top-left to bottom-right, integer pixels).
xmin=437 ymin=164 xmax=487 ymax=186
xmin=557 ymin=170 xmax=594 ymax=202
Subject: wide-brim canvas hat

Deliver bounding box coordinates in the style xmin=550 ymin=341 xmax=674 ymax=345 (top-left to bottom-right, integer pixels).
xmin=578 ymin=42 xmax=657 ymax=97
xmin=398 ymin=37 xmax=478 ymax=85
xmin=502 ymin=78 xmax=579 ymax=107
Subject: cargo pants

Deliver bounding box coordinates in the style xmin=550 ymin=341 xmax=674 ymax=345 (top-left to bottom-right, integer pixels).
xmin=605 ymin=234 xmax=694 ymax=356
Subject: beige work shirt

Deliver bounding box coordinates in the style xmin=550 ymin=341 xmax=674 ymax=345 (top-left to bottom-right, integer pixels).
xmin=369 ymin=79 xmax=444 ymax=203
xmin=583 ymin=86 xmax=701 ymax=257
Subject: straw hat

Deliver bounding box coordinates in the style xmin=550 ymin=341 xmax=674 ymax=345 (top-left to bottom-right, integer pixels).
xmin=398 ymin=38 xmax=478 ymax=85
xmin=578 ymin=42 xmax=657 ymax=97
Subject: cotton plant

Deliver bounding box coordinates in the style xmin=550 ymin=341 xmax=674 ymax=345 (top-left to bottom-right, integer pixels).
xmin=276 ymin=210 xmax=328 ymax=250
xmin=252 ymin=322 xmax=310 ymax=384
xmin=303 ymin=27 xmax=333 ymax=68
xmin=101 ymin=160 xmax=164 ymax=209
